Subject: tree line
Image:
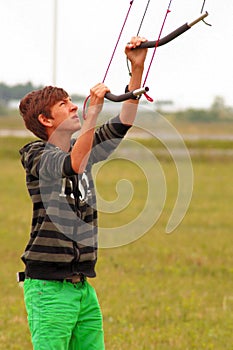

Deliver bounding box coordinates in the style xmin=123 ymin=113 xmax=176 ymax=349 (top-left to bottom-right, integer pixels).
xmin=165 ymin=96 xmax=233 ymax=122
xmin=0 ymin=82 xmax=42 ymax=105
xmin=0 ymin=81 xmax=85 ymax=116
xmin=0 ymin=81 xmax=84 ymax=105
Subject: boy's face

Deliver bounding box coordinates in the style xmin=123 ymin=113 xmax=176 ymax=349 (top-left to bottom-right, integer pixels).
xmin=50 ymin=97 xmax=81 ymax=133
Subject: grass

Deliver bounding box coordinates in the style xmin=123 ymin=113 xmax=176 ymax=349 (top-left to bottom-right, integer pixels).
xmin=94 ymin=160 xmax=233 ymax=349
xmin=0 ymin=136 xmax=233 ymax=349
xmin=0 ymin=112 xmax=24 ymax=129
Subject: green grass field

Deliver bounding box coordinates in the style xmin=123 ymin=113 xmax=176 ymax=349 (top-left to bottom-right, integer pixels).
xmin=0 ymin=134 xmax=233 ymax=350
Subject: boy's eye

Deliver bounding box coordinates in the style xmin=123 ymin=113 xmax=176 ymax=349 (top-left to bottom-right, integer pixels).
xmin=58 ymin=98 xmax=70 ymax=107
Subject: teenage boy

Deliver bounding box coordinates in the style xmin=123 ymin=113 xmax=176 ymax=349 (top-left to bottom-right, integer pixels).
xmin=19 ymin=36 xmax=148 ymax=350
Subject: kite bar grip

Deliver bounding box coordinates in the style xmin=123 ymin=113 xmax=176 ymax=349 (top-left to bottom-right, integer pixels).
xmin=105 ymin=86 xmax=149 ymax=102
xmin=139 ymin=23 xmax=190 ymax=48
xmin=137 ymin=12 xmax=209 ymax=49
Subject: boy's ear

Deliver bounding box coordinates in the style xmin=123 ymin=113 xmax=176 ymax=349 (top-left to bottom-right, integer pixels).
xmin=38 ymin=114 xmax=53 ymax=127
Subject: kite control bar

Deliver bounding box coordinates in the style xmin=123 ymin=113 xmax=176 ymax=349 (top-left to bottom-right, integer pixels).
xmin=104 ymin=12 xmax=209 ymax=103
xmin=138 ymin=12 xmax=209 ymax=49
xmin=105 ymin=86 xmax=149 ymax=102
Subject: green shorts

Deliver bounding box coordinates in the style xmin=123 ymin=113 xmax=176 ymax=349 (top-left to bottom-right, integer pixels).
xmin=24 ymin=278 xmax=105 ymax=350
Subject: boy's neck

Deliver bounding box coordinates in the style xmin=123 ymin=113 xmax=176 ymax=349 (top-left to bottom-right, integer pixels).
xmin=47 ymin=131 xmax=72 ymax=152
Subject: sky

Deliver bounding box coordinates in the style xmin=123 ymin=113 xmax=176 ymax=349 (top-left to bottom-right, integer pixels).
xmin=0 ymin=0 xmax=233 ymax=109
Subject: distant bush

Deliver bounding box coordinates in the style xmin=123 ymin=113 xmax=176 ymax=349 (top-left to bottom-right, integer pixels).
xmin=173 ymin=108 xmax=212 ymax=122
xmin=0 ymin=81 xmax=43 ymax=106
xmin=169 ymin=96 xmax=233 ymax=122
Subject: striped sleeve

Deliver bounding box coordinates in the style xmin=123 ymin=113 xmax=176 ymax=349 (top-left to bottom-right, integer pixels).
xmin=90 ymin=115 xmax=131 ymax=164
xmin=20 ymin=141 xmax=72 ymax=180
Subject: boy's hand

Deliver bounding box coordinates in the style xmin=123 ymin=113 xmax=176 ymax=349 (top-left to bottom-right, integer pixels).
xmin=125 ymin=36 xmax=148 ymax=69
xmin=89 ymin=83 xmax=110 ymax=115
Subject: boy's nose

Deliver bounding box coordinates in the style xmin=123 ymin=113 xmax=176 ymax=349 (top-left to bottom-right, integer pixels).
xmin=71 ymin=102 xmax=78 ymax=111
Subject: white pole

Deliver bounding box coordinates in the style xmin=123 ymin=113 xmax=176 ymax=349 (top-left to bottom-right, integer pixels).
xmin=52 ymin=0 xmax=58 ymax=86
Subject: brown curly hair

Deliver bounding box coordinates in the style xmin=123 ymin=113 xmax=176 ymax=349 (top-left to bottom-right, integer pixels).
xmin=19 ymin=86 xmax=69 ymax=140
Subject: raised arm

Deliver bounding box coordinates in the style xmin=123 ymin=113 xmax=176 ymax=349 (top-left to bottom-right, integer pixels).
xmin=70 ymin=83 xmax=110 ymax=174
